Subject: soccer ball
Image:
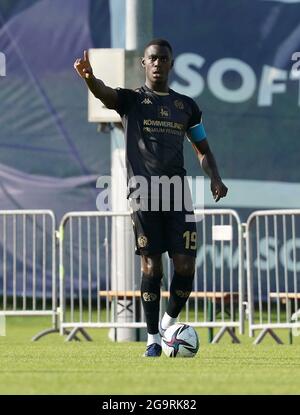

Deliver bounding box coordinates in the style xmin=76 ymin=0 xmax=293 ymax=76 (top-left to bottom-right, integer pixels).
xmin=162 ymin=323 xmax=199 ymax=358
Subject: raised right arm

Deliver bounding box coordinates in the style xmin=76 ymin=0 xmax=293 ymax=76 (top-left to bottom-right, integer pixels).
xmin=74 ymin=50 xmax=119 ymax=110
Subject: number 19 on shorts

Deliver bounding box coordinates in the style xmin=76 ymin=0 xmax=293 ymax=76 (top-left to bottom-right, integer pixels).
xmin=183 ymin=231 xmax=197 ymax=250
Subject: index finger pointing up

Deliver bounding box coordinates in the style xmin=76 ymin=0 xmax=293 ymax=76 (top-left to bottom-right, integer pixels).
xmin=84 ymin=49 xmax=90 ymax=63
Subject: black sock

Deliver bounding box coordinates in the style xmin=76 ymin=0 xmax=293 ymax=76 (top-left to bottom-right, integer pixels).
xmin=141 ymin=273 xmax=162 ymax=334
xmin=167 ymin=272 xmax=194 ymax=318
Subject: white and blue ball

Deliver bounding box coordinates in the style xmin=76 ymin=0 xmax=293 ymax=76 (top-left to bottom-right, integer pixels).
xmin=162 ymin=323 xmax=199 ymax=358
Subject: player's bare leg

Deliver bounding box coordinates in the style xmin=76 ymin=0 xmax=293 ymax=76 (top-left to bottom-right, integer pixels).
xmin=160 ymin=254 xmax=195 ymax=335
xmin=141 ymin=254 xmax=163 ymax=357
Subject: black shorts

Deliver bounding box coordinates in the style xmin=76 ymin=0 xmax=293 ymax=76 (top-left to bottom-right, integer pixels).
xmin=130 ymin=199 xmax=197 ymax=258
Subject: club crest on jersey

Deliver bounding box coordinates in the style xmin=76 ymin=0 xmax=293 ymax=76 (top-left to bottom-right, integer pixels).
xmin=174 ymin=99 xmax=184 ymax=110
xmin=141 ymin=97 xmax=152 ymax=105
xmin=142 ymin=292 xmax=157 ymax=302
xmin=138 ymin=235 xmax=148 ymax=248
xmin=159 ymin=106 xmax=170 ymax=118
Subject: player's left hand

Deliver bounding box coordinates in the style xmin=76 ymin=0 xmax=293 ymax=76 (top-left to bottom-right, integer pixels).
xmin=211 ymin=178 xmax=228 ymax=202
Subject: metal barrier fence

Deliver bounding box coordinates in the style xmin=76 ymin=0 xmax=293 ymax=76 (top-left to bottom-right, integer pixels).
xmin=0 ymin=210 xmax=58 ymax=340
xmin=3 ymin=207 xmax=300 ymax=345
xmin=58 ymin=211 xmax=139 ymax=341
xmin=59 ymin=209 xmax=244 ymax=343
xmin=246 ymin=210 xmax=300 ymax=344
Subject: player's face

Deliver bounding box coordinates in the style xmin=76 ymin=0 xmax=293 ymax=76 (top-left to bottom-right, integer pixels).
xmin=142 ymin=45 xmax=173 ymax=86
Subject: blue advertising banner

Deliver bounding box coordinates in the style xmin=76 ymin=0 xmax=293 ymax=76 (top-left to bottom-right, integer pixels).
xmin=0 ymin=0 xmax=111 ymax=214
xmin=153 ymin=0 xmax=300 ymax=211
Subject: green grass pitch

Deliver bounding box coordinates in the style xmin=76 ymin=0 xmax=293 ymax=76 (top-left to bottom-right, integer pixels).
xmin=0 ymin=317 xmax=300 ymax=394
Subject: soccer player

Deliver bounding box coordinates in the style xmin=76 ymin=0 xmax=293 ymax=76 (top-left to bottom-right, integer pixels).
xmin=74 ymin=39 xmax=228 ymax=357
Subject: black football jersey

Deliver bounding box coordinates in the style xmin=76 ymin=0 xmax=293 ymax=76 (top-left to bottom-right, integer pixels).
xmin=115 ymin=85 xmax=202 ymax=199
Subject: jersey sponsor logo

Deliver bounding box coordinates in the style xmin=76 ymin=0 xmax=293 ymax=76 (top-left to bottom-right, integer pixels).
xmin=159 ymin=106 xmax=170 ymax=118
xmin=174 ymin=99 xmax=184 ymax=110
xmin=138 ymin=235 xmax=148 ymax=248
xmin=143 ymin=119 xmax=184 ymax=137
xmin=141 ymin=97 xmax=153 ymax=105
xmin=143 ymin=119 xmax=184 ymax=130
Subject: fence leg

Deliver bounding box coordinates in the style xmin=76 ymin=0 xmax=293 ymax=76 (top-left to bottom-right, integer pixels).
xmin=65 ymin=327 xmax=93 ymax=342
xmin=32 ymin=328 xmax=59 ymax=342
xmin=253 ymin=328 xmax=283 ymax=345
xmin=287 ymin=300 xmax=293 ymax=345
xmin=211 ymin=327 xmax=241 ymax=344
xmin=32 ymin=313 xmax=60 ymax=341
xmin=289 ymin=329 xmax=293 ymax=345
xmin=224 ymin=302 xmax=237 ymax=341
xmin=208 ymin=300 xmax=213 ymax=343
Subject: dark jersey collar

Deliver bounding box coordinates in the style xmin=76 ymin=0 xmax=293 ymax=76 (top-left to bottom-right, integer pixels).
xmin=142 ymin=84 xmax=171 ymax=96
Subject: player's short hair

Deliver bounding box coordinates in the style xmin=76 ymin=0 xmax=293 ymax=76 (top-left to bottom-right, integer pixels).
xmin=144 ymin=38 xmax=173 ymax=56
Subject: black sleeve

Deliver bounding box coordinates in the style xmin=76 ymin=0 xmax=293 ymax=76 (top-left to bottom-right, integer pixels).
xmin=187 ymin=98 xmax=202 ymax=130
xmin=115 ymin=88 xmax=137 ymax=116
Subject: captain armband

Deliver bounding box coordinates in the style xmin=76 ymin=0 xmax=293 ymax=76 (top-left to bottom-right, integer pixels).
xmin=188 ymin=122 xmax=207 ymax=143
